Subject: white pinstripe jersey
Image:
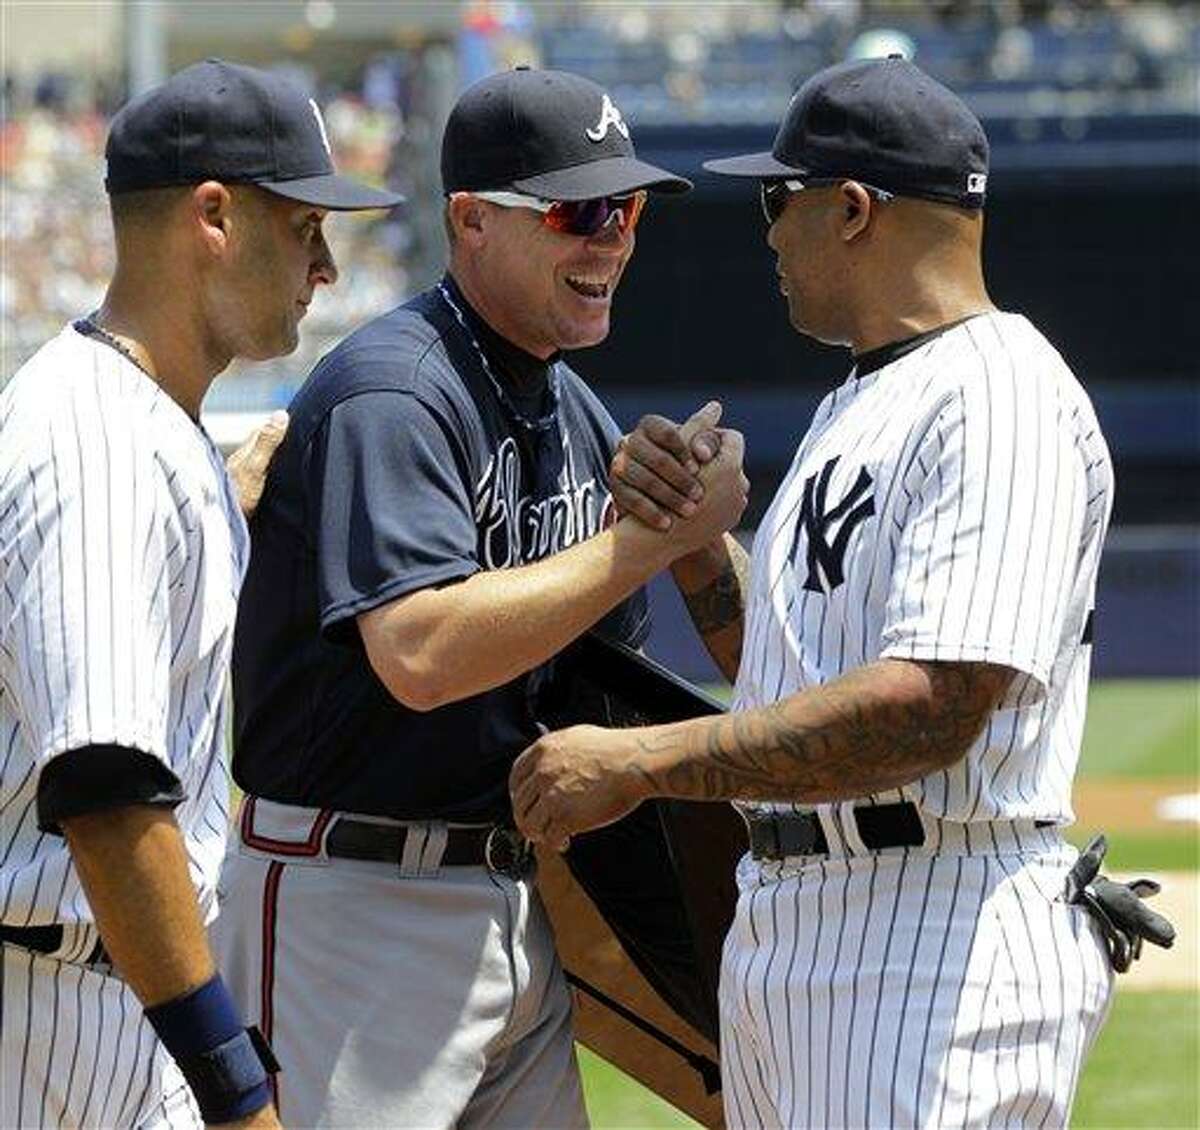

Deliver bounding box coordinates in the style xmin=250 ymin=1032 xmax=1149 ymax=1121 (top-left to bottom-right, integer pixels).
xmin=733 ymin=312 xmax=1113 ymax=827
xmin=0 ymin=324 xmax=247 ymax=958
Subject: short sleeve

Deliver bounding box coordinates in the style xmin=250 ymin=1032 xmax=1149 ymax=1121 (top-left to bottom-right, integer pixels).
xmin=2 ymin=409 xmax=175 ymax=765
xmin=305 ymin=390 xmax=481 ymax=636
xmin=879 ymin=375 xmax=1087 ymax=705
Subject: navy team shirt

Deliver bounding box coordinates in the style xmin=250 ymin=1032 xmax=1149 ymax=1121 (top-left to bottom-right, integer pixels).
xmin=231 ymin=275 xmax=648 ymax=822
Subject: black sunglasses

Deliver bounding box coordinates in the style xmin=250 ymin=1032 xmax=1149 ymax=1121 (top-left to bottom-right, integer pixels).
xmin=760 ymin=178 xmax=895 ymax=225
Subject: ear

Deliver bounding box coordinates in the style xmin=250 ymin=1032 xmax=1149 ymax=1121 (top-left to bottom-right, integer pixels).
xmin=838 ymin=181 xmax=874 ymax=243
xmin=192 ymin=181 xmax=234 ymax=256
xmin=447 ymin=192 xmax=487 ymax=247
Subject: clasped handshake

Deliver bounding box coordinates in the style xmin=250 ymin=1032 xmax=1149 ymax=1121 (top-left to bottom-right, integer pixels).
xmin=608 ymin=398 xmax=747 ymax=545
xmin=511 ymin=399 xmax=744 ymax=850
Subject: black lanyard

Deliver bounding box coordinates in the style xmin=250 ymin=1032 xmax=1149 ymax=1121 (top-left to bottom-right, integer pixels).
xmin=435 ymin=282 xmax=566 ymax=496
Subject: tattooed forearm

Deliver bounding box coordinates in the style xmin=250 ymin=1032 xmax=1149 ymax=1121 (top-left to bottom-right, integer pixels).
xmin=672 ymin=536 xmax=749 ymax=680
xmin=685 ymin=565 xmax=744 ymax=636
xmin=635 ymin=658 xmax=1014 ymax=804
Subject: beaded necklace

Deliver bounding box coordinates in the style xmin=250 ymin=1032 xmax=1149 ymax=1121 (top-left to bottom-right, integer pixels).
xmin=435 ymin=282 xmax=561 ymax=436
xmin=74 ymin=316 xmax=157 ymax=381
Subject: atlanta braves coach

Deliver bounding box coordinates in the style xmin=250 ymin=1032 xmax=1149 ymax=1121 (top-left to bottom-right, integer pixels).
xmin=1 ymin=59 xmax=400 ymax=1128
xmin=213 ymin=66 xmax=746 ymax=1128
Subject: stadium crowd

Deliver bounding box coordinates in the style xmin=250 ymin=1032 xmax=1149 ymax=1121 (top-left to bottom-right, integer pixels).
xmin=4 ymin=0 xmax=1195 ymax=385
xmin=1 ymin=75 xmax=409 ymax=390
xmin=540 ymin=0 xmax=1198 ymax=122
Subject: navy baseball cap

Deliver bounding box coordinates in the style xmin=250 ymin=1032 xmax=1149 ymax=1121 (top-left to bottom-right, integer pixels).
xmin=442 ymin=66 xmax=691 ymax=200
xmin=704 ymin=56 xmax=989 ymax=209
xmin=105 ymin=59 xmax=404 ymax=211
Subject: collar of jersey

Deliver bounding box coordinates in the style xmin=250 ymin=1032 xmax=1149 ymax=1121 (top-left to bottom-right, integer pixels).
xmin=852 ymin=312 xmax=985 ymax=378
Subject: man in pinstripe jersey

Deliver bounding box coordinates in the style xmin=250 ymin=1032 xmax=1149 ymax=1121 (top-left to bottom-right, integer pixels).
xmin=513 ymin=58 xmax=1118 ymax=1127
xmin=0 ymin=60 xmax=400 ymax=1127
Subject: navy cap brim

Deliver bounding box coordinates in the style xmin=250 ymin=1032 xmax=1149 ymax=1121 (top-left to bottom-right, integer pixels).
xmin=702 ymin=151 xmax=807 ymax=178
xmin=258 ymin=173 xmax=404 ymax=211
xmin=511 ymin=155 xmax=691 ymax=200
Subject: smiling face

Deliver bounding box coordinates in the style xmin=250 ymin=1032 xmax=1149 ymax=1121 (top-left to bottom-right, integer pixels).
xmin=458 ymin=197 xmax=637 ymax=357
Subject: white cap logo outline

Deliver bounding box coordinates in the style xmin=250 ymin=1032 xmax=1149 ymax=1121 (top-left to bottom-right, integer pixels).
xmin=586 ymin=93 xmax=630 ymax=143
xmin=966 ymin=172 xmax=987 ymax=194
xmin=309 ymin=98 xmax=333 ymax=159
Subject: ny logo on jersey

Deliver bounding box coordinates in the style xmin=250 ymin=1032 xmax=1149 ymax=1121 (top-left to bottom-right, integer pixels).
xmin=585 ymin=94 xmax=630 ymax=142
xmin=792 ymin=456 xmax=875 ymax=594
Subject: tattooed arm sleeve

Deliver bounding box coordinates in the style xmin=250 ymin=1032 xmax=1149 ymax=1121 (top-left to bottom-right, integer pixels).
xmin=631 ymin=657 xmax=1014 ymax=804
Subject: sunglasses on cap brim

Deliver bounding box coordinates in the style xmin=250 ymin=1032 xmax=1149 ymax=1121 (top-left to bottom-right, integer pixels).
xmin=463 ymin=190 xmax=647 ymax=238
xmin=760 ymin=178 xmax=895 ymax=225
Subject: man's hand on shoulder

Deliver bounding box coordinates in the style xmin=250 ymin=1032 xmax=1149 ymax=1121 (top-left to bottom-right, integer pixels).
xmin=226 ymin=410 xmax=289 ymax=519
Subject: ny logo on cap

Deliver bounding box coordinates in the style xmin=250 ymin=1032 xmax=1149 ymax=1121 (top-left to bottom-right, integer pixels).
xmin=586 ymin=93 xmax=629 ymax=142
xmin=308 ymin=98 xmax=333 ymax=158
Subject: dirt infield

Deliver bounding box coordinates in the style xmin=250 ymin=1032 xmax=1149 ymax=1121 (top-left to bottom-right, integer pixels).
xmin=1103 ymin=871 xmax=1196 ymax=992
xmin=1075 ymin=777 xmax=1198 ymax=831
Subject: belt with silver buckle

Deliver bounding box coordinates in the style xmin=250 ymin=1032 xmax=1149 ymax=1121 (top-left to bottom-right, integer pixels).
xmin=324 ymin=818 xmax=534 ymax=879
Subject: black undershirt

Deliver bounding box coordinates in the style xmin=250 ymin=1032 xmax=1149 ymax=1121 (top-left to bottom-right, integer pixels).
xmin=37 ymin=745 xmax=184 ymax=834
xmin=456 ymin=295 xmax=559 ymax=420
xmin=852 ymin=313 xmax=983 ymax=378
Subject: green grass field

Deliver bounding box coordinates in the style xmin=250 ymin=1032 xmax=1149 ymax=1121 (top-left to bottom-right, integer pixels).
xmin=1077 ymin=680 xmax=1198 ymax=779
xmin=1072 ymin=677 xmax=1197 ymax=872
xmin=579 ymin=678 xmax=1199 ymax=1129
xmin=1073 ymin=991 xmax=1200 ymax=1129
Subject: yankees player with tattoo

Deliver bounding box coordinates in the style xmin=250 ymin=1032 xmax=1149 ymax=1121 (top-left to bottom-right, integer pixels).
xmin=1 ymin=60 xmax=400 ymax=1128
xmin=213 ymin=68 xmax=747 ymax=1128
xmin=513 ymin=58 xmax=1122 ymax=1127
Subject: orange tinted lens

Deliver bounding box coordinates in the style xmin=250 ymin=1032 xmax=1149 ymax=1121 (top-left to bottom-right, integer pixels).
xmin=543 ymin=192 xmax=646 ymax=236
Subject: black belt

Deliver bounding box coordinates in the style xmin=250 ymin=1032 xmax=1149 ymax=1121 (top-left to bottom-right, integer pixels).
xmin=325 ymin=819 xmax=534 ymax=879
xmin=744 ymin=801 xmax=926 ymax=860
xmin=0 ymin=923 xmax=108 ymax=965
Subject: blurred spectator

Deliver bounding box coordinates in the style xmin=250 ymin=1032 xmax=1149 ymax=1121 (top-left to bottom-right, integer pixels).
xmin=458 ymin=1 xmax=539 ymax=86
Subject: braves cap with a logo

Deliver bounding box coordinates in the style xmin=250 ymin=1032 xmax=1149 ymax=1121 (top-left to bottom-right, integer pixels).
xmin=104 ymin=58 xmax=403 ymax=210
xmin=441 ymin=65 xmax=691 ymax=200
xmin=705 ymin=56 xmax=989 ymax=209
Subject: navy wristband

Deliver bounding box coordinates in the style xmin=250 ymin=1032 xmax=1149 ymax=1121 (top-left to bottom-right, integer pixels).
xmin=145 ymin=974 xmax=275 ymax=1122
xmin=178 ymin=1030 xmax=273 ymax=1123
